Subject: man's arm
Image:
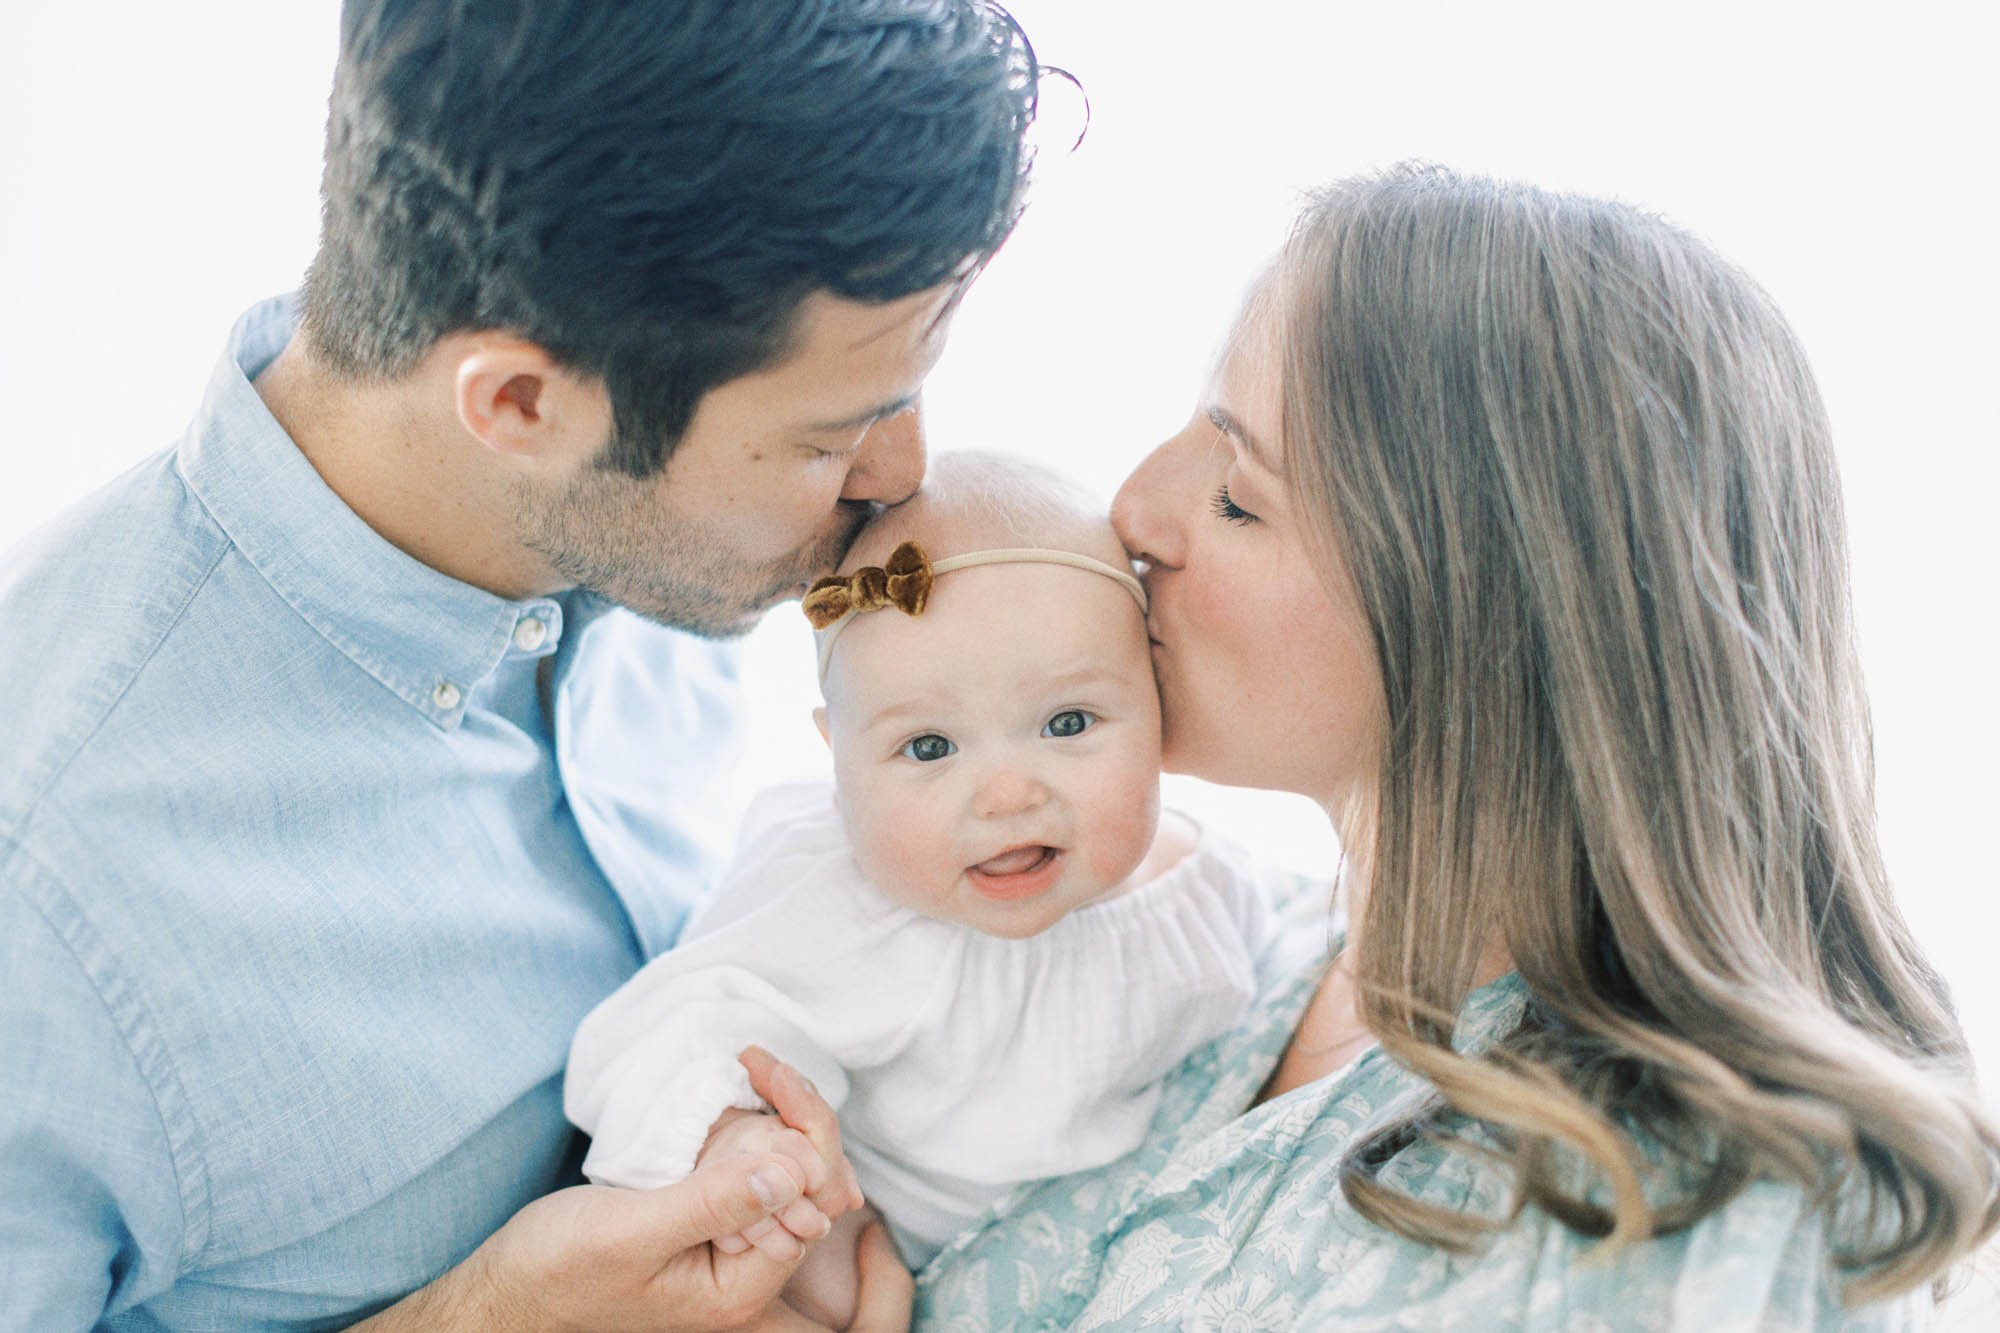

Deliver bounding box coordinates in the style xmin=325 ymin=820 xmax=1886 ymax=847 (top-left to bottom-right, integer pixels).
xmin=349 ymin=1155 xmax=819 ymax=1332
xmin=0 ymin=879 xmax=186 ymax=1330
xmin=350 ymin=1049 xmax=869 ymax=1332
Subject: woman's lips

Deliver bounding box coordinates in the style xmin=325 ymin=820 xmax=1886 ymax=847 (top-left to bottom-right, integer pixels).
xmin=965 ymin=846 xmax=1063 ymax=900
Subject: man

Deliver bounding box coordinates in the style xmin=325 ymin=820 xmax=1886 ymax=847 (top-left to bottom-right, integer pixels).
xmin=0 ymin=2 xmax=1038 ymax=1327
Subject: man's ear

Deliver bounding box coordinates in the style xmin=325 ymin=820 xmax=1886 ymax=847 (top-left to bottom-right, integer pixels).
xmin=453 ymin=337 xmax=607 ymax=464
xmin=812 ymin=707 xmax=831 ymax=748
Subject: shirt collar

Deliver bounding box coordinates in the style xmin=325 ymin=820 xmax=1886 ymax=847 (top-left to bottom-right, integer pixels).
xmin=176 ymin=295 xmax=593 ymax=730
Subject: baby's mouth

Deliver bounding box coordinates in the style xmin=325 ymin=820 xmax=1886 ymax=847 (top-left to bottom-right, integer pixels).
xmin=973 ymin=845 xmax=1054 ymax=876
xmin=965 ymin=845 xmax=1064 ymax=900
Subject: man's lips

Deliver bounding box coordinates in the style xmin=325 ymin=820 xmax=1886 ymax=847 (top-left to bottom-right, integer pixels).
xmin=965 ymin=845 xmax=1063 ymax=900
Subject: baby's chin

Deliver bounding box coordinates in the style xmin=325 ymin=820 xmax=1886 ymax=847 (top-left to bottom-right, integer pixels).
xmin=973 ymin=867 xmax=1148 ymax=940
xmin=968 ymin=912 xmax=1064 ymax=941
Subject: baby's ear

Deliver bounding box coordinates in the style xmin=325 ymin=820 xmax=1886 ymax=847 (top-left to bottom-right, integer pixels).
xmin=812 ymin=706 xmax=830 ymax=748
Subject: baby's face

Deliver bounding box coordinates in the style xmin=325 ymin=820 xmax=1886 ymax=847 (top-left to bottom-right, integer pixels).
xmin=821 ymin=561 xmax=1163 ymax=939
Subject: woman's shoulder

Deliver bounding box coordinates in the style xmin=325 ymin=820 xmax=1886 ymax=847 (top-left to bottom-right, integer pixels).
xmin=917 ymin=1002 xmax=1914 ymax=1332
xmin=921 ymin=1127 xmax=1910 ymax=1331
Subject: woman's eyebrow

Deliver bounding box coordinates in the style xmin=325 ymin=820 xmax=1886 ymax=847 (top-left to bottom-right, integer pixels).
xmin=1207 ymin=404 xmax=1278 ymax=474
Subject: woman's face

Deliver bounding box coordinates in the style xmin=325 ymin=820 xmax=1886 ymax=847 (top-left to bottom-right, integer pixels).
xmin=1110 ymin=303 xmax=1385 ymax=817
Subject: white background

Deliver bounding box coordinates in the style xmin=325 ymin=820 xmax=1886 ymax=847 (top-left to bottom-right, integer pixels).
xmin=3 ymin=0 xmax=1994 ymax=1315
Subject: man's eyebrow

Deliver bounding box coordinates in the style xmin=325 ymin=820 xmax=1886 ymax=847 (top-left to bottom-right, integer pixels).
xmin=1207 ymin=404 xmax=1277 ymax=472
xmin=808 ymin=395 xmax=918 ymax=435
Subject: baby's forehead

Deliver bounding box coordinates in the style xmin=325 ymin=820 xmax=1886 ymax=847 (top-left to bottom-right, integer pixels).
xmin=829 ymin=641 xmax=1149 ymax=717
xmin=823 ymin=568 xmax=1152 ymax=717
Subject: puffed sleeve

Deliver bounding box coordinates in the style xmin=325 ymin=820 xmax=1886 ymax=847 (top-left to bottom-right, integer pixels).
xmin=1 ymin=862 xmax=189 ymax=1329
xmin=565 ymin=954 xmax=861 ymax=1189
xmin=565 ymin=783 xmax=937 ymax=1190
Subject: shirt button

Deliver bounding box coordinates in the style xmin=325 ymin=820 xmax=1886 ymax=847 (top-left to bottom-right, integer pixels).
xmin=513 ymin=617 xmax=549 ymax=652
xmin=432 ymin=681 xmax=462 ymax=711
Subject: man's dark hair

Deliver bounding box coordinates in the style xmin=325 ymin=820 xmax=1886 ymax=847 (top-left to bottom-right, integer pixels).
xmin=299 ymin=0 xmax=1040 ymax=475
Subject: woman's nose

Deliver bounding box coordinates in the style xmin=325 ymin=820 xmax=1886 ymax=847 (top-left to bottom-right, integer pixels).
xmin=974 ymin=765 xmax=1051 ymax=820
xmin=1111 ymin=434 xmax=1186 ymax=571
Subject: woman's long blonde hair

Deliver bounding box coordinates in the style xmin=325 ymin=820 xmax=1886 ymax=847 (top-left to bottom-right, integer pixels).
xmin=1279 ymin=164 xmax=1999 ymax=1302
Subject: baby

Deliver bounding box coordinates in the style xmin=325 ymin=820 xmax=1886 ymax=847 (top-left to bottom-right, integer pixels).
xmin=564 ymin=453 xmax=1271 ymax=1325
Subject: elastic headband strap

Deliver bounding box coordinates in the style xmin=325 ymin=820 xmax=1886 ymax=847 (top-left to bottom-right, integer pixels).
xmin=810 ymin=544 xmax=1147 ymax=682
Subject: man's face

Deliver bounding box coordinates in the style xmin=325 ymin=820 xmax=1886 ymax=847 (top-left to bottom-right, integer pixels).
xmin=516 ymin=284 xmax=958 ymax=637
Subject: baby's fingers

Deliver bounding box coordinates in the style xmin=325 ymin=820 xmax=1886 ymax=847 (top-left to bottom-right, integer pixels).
xmin=767 ymin=1125 xmax=834 ymax=1198
xmin=775 ymin=1193 xmax=833 ymax=1243
xmin=713 ymin=1201 xmax=822 ymax=1256
xmin=741 ymin=1214 xmax=805 ymax=1264
xmin=829 ymin=1156 xmax=865 ymax=1216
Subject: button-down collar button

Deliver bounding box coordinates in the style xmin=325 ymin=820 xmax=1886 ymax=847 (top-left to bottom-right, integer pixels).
xmin=432 ymin=680 xmax=462 ymax=711
xmin=513 ymin=617 xmax=549 ymax=652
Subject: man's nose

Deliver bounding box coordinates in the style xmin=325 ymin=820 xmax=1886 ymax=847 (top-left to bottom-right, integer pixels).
xmin=973 ymin=763 xmax=1051 ymax=820
xmin=841 ymin=404 xmax=927 ymax=506
xmin=1111 ymin=433 xmax=1187 ymax=571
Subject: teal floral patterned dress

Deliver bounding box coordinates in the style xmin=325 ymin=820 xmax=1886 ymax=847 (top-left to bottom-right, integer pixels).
xmin=913 ymin=880 xmax=1926 ymax=1331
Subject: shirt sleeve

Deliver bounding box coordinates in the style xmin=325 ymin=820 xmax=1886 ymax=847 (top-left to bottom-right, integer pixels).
xmin=565 ymin=959 xmax=857 ymax=1189
xmin=565 ymin=814 xmax=929 ymax=1192
xmin=0 ymin=862 xmax=188 ymax=1329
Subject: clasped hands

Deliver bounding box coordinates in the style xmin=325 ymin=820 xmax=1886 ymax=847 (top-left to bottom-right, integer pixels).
xmin=699 ymin=1099 xmax=857 ymax=1265
xmin=360 ymin=1045 xmax=906 ymax=1332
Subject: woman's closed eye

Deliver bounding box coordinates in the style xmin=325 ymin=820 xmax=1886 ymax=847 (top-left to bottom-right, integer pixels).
xmin=1042 ymin=709 xmax=1096 ymax=739
xmin=1210 ymin=484 xmax=1258 ymax=525
xmin=900 ymin=732 xmax=957 ymax=762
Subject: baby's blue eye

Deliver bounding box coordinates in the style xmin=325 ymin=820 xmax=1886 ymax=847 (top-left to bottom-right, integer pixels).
xmin=1043 ymin=709 xmax=1095 ymax=739
xmin=901 ymin=733 xmax=956 ymax=762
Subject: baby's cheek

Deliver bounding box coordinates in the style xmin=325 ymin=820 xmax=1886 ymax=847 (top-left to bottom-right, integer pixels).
xmin=1083 ymin=771 xmax=1162 ymax=886
xmin=851 ymin=812 xmax=955 ymax=916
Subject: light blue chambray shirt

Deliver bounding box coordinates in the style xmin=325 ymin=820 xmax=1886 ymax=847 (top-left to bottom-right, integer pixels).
xmin=0 ymin=297 xmax=745 ymax=1330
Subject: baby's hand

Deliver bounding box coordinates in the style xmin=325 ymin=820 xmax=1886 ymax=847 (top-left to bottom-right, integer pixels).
xmin=698 ymin=1106 xmax=841 ymax=1261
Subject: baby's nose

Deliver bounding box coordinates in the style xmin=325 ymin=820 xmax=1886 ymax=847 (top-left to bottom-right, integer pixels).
xmin=974 ymin=766 xmax=1051 ymax=819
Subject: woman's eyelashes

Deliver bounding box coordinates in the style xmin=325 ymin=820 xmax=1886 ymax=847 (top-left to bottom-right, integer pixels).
xmin=1210 ymin=484 xmax=1258 ymax=525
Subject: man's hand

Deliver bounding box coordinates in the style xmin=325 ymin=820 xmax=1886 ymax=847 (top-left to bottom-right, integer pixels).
xmin=702 ymin=1109 xmax=838 ymax=1260
xmin=348 ymin=1049 xmax=864 ymax=1332
xmin=739 ymin=1045 xmax=865 ymax=1222
xmin=709 ymin=1047 xmax=868 ymax=1261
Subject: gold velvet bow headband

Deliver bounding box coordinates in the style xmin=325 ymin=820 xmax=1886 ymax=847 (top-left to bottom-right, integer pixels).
xmin=803 ymin=540 xmax=934 ymax=629
xmin=805 ymin=540 xmax=1148 ymax=681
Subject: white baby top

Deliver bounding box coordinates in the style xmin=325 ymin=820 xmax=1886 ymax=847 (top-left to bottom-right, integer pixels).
xmin=565 ymin=780 xmax=1273 ymax=1262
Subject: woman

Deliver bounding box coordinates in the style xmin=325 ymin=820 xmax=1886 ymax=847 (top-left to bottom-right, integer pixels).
xmin=910 ymin=166 xmax=2000 ymax=1328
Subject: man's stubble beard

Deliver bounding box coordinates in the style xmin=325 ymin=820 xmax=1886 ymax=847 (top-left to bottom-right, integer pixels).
xmin=512 ymin=467 xmax=869 ymax=641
